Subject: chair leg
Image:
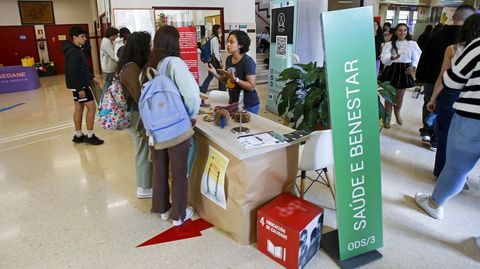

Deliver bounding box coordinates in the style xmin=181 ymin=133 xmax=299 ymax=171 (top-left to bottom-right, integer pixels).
xmin=323 ymin=168 xmax=336 ymax=206
xmin=300 ymin=170 xmax=306 ymax=199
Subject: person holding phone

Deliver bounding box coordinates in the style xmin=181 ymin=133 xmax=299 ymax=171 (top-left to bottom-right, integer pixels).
xmin=208 ymin=30 xmax=260 ymax=114
xmin=379 ymin=23 xmax=422 ymax=128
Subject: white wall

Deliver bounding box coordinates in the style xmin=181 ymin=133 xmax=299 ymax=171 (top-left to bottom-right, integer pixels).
xmin=111 ymin=0 xmax=255 ymax=23
xmin=364 ymin=0 xmax=379 ymax=16
xmin=0 ymin=0 xmax=23 ymax=25
xmin=296 ymin=0 xmax=328 ymax=65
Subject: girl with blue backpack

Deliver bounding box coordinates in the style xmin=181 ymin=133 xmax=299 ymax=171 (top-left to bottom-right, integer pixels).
xmin=141 ymin=25 xmax=200 ymax=226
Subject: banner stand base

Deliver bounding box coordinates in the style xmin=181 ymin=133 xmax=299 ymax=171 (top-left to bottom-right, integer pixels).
xmin=321 ymin=230 xmax=382 ymax=269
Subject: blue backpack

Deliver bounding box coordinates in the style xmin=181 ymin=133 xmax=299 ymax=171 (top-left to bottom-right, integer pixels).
xmin=139 ymin=57 xmax=191 ymax=144
xmin=200 ymin=36 xmax=213 ymax=63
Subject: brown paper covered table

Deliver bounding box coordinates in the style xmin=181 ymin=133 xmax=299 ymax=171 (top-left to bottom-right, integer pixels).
xmin=189 ymin=112 xmax=306 ymax=244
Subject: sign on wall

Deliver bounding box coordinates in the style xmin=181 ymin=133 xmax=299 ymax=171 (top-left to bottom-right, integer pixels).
xmin=178 ymin=26 xmax=200 ymax=83
xmin=322 ymin=6 xmax=383 ymax=261
xmin=271 ymin=6 xmax=294 ymax=44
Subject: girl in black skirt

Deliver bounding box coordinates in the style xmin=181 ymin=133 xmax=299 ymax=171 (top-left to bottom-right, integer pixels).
xmin=379 ymin=23 xmax=422 ymax=128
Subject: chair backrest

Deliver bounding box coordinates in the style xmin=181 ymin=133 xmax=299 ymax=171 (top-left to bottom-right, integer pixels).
xmin=299 ymin=130 xmax=334 ymax=171
xmin=208 ymin=90 xmax=229 ymax=104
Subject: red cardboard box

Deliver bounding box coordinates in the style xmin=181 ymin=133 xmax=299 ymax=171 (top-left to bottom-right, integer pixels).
xmin=257 ymin=193 xmax=324 ymax=269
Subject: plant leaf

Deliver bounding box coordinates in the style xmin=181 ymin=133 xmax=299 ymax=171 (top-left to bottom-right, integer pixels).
xmin=278 ymin=67 xmax=303 ymax=81
xmin=293 ymin=102 xmax=304 ymax=121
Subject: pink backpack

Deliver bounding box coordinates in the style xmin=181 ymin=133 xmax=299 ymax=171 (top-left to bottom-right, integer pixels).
xmin=98 ymin=79 xmax=131 ymax=130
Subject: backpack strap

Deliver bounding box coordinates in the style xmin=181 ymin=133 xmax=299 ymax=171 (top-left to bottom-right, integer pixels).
xmin=157 ymin=56 xmax=190 ymax=116
xmin=159 ymin=57 xmax=173 ymax=77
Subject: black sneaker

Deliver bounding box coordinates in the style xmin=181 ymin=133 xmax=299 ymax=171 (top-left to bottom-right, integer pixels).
xmin=84 ymin=134 xmax=104 ymax=145
xmin=72 ymin=134 xmax=86 ymax=144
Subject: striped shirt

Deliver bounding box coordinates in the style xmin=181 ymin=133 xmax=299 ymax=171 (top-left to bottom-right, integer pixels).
xmin=443 ymin=37 xmax=480 ymax=119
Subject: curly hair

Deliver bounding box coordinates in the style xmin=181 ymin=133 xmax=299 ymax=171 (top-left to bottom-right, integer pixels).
xmin=68 ymin=26 xmax=87 ymax=38
xmin=104 ymin=27 xmax=119 ymax=38
xmin=116 ymin=31 xmax=151 ymax=74
xmin=229 ymin=30 xmax=250 ymax=54
xmin=390 ymin=23 xmax=412 ymax=55
xmin=459 ymin=14 xmax=480 ymax=46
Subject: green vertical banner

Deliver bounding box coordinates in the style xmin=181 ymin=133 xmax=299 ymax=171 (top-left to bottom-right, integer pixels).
xmin=266 ymin=0 xmax=297 ymax=114
xmin=322 ymin=7 xmax=383 ymax=260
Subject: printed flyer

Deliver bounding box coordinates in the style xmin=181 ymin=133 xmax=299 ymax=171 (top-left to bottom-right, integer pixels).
xmin=201 ymin=145 xmax=229 ymax=209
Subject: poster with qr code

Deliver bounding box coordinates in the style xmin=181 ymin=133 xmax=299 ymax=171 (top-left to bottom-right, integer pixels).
xmin=276 ymin=36 xmax=287 ymax=58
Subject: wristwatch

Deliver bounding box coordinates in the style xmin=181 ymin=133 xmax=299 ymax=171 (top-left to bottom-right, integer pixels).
xmin=235 ymin=77 xmax=240 ymax=83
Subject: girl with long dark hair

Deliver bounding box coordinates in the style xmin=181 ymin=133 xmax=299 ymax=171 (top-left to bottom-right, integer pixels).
xmin=118 ymin=31 xmax=153 ymax=199
xmin=142 ymin=25 xmax=200 ymax=226
xmin=379 ymin=23 xmax=422 ymax=128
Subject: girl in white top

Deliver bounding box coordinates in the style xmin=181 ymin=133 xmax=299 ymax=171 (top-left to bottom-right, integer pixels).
xmin=199 ymin=24 xmax=225 ymax=93
xmin=379 ymin=23 xmax=422 ymax=128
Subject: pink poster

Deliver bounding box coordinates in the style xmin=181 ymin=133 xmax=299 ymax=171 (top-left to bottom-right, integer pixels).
xmin=177 ymin=26 xmax=199 ymax=83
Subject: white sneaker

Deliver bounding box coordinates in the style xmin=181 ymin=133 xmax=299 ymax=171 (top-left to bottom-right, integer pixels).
xmin=172 ymin=207 xmax=194 ymax=226
xmin=421 ymin=135 xmax=431 ymax=143
xmin=415 ymin=192 xmax=444 ymax=220
xmin=160 ymin=208 xmax=171 ymax=221
xmin=136 ymin=187 xmax=152 ymax=199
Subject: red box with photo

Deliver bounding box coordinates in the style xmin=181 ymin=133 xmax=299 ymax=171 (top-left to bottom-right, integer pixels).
xmin=257 ymin=193 xmax=324 ymax=269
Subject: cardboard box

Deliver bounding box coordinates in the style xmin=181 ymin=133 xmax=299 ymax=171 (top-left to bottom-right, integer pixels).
xmin=257 ymin=193 xmax=324 ymax=269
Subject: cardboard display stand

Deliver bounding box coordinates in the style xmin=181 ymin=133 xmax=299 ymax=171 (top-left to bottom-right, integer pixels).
xmin=257 ymin=193 xmax=324 ymax=269
xmin=189 ymin=112 xmax=306 ymax=244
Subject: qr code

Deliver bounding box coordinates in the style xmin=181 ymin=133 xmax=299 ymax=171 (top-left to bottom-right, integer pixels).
xmin=276 ymin=36 xmax=287 ymax=58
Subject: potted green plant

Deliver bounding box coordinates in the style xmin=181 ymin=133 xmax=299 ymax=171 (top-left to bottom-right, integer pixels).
xmin=276 ymin=61 xmax=396 ymax=132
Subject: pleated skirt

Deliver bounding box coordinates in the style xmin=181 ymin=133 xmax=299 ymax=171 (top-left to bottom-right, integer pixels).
xmin=378 ymin=62 xmax=415 ymax=89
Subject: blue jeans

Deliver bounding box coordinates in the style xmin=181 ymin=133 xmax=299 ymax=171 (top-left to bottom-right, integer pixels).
xmin=245 ymin=104 xmax=260 ymax=114
xmin=433 ymin=89 xmax=460 ymax=176
xmin=200 ymin=72 xmax=226 ymax=93
xmin=432 ymin=114 xmax=480 ymax=205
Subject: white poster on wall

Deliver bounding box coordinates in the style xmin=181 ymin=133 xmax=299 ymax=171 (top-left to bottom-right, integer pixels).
xmin=34 ymin=25 xmax=49 ymax=63
xmin=113 ymin=9 xmax=155 ymax=37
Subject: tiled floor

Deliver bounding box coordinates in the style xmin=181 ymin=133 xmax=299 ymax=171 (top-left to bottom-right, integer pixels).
xmin=1 ymin=75 xmax=479 ymax=268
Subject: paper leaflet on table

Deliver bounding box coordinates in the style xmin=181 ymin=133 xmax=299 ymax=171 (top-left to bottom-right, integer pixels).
xmin=237 ymin=131 xmax=289 ymax=148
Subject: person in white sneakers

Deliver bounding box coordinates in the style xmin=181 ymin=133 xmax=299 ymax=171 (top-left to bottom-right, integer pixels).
xmin=118 ymin=32 xmax=153 ymax=199
xmin=415 ymin=14 xmax=480 ymax=220
xmin=141 ymin=25 xmax=200 ymax=226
